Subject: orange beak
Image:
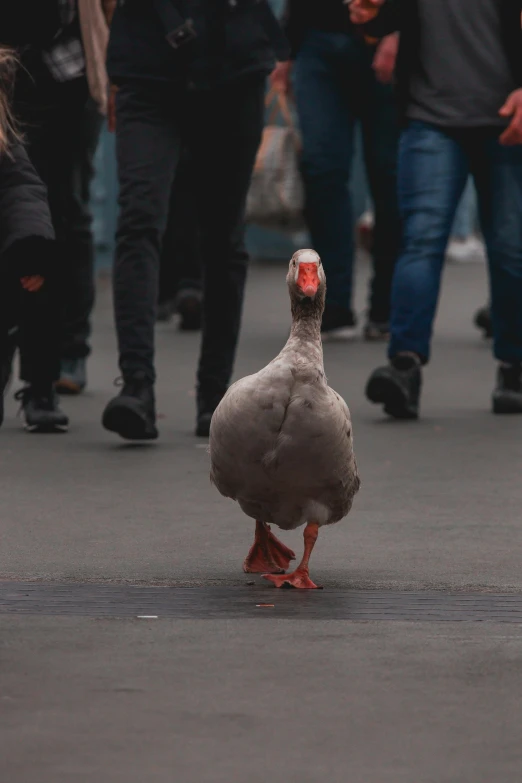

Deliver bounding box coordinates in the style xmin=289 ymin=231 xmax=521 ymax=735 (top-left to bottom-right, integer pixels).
xmin=296 ymin=263 xmax=320 ymax=298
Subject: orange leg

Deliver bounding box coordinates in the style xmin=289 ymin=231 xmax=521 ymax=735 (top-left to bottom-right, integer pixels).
xmin=243 ymin=521 xmax=296 ymax=574
xmin=263 ymin=522 xmax=321 ymax=589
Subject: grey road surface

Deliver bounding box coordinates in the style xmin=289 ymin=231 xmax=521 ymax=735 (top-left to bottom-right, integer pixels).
xmin=1 ymin=258 xmax=521 ymax=782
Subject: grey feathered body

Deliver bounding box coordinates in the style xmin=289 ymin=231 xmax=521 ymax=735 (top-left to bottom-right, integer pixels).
xmin=209 ymin=322 xmax=360 ymax=531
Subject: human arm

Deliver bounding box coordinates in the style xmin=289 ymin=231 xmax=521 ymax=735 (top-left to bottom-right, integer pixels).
xmin=499 ymin=89 xmax=522 ymax=146
xmin=372 ymin=32 xmax=399 ymax=83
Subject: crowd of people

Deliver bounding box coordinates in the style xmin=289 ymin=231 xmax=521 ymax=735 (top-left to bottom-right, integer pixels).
xmin=1 ymin=0 xmax=521 ymax=438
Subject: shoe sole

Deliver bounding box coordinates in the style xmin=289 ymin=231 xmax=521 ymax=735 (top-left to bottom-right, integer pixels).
xmin=366 ymin=375 xmax=418 ymax=420
xmin=55 ymin=379 xmax=84 ymax=396
xmin=25 ymin=422 xmax=69 ymax=433
xmin=102 ymin=401 xmax=158 ymax=441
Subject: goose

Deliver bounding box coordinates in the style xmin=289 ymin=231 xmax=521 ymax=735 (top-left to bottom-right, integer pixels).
xmin=209 ymin=250 xmax=360 ymax=588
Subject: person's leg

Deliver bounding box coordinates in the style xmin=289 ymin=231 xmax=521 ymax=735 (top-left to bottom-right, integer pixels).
xmin=17 ymin=78 xmax=101 ymax=394
xmin=294 ymin=31 xmax=356 ymax=331
xmin=366 ymin=121 xmax=469 ymax=418
xmin=471 ymin=134 xmax=522 ymax=413
xmin=186 ymin=76 xmax=264 ymax=435
xmin=102 ymin=83 xmax=181 ymax=440
xmin=359 ymin=67 xmax=401 ymax=336
xmin=159 ymin=148 xmax=203 ymax=329
xmin=56 ymin=94 xmax=103 ymax=392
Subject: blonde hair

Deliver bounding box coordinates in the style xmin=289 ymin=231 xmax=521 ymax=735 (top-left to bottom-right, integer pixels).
xmin=0 ymin=48 xmax=20 ymax=155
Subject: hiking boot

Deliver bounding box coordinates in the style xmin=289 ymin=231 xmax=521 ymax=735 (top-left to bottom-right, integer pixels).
xmin=177 ymin=288 xmax=202 ymax=332
xmin=321 ymin=304 xmax=357 ymax=341
xmin=364 ymin=320 xmax=390 ymax=342
xmin=196 ymin=389 xmax=225 ymax=438
xmin=366 ymin=354 xmax=422 ymax=420
xmin=492 ymin=364 xmax=522 ymax=414
xmin=474 ymin=305 xmax=493 ymax=339
xmin=15 ymin=385 xmax=69 ymax=433
xmin=56 ymin=357 xmax=87 ymax=395
xmin=102 ymin=372 xmax=158 ymax=440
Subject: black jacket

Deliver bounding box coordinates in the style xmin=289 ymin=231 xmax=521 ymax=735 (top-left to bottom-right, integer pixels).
xmin=363 ymin=0 xmax=522 ymax=122
xmin=107 ymin=0 xmax=289 ymax=89
xmin=0 ymin=143 xmax=55 ymax=277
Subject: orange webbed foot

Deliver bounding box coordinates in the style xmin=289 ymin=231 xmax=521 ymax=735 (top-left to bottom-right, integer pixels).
xmin=243 ymin=522 xmax=295 ymax=574
xmin=263 ymin=568 xmax=322 ymax=589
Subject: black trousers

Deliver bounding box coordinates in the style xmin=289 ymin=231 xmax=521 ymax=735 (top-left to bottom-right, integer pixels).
xmin=0 ymin=267 xmax=60 ymax=386
xmin=14 ymin=76 xmax=103 ymax=360
xmin=159 ymin=148 xmax=203 ymax=304
xmin=114 ymin=76 xmax=264 ymax=395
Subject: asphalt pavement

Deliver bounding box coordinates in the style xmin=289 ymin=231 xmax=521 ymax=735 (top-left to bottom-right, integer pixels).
xmin=1 ymin=256 xmax=522 ymax=782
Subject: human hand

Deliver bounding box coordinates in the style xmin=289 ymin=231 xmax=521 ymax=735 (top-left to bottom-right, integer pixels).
xmin=499 ymin=89 xmax=522 ymax=145
xmin=107 ymin=84 xmax=118 ymax=133
xmin=348 ymin=0 xmax=386 ymax=25
xmin=270 ymin=61 xmax=293 ymax=96
xmin=20 ymin=275 xmax=44 ymax=292
xmin=372 ymin=32 xmax=399 ymax=83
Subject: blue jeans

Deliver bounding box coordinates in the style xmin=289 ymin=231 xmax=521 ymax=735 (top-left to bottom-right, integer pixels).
xmin=390 ymin=121 xmax=522 ymax=364
xmin=294 ymin=30 xmax=400 ymax=321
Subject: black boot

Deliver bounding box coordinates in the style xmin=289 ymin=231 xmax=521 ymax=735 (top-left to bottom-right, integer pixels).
xmin=196 ymin=389 xmax=225 ymax=438
xmin=102 ymin=372 xmax=158 ymax=440
xmin=177 ymin=288 xmax=202 ymax=332
xmin=15 ymin=384 xmax=69 ymax=433
xmin=474 ymin=305 xmax=493 ymax=339
xmin=366 ymin=353 xmax=422 ymax=420
xmin=492 ymin=364 xmax=522 ymax=414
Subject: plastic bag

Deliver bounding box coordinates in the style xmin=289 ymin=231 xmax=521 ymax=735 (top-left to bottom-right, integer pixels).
xmin=246 ymin=88 xmax=305 ymax=233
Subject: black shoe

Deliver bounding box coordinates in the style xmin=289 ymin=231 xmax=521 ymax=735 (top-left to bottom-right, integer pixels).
xmin=195 ymin=390 xmax=224 ymax=438
xmin=0 ymin=327 xmax=18 ymax=428
xmin=321 ymin=304 xmax=357 ymax=340
xmin=15 ymin=385 xmax=69 ymax=433
xmin=364 ymin=320 xmax=390 ymax=342
xmin=366 ymin=354 xmax=422 ymax=420
xmin=157 ymin=299 xmax=177 ymax=323
xmin=177 ymin=289 xmax=202 ymax=332
xmin=474 ymin=305 xmax=493 ymax=339
xmin=492 ymin=364 xmax=522 ymax=414
xmin=102 ymin=372 xmax=158 ymax=440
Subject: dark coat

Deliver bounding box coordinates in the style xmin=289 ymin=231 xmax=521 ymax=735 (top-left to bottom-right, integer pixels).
xmin=107 ymin=0 xmax=289 ymax=89
xmin=0 ymin=143 xmax=55 ymax=277
xmin=363 ymin=0 xmax=522 ymax=123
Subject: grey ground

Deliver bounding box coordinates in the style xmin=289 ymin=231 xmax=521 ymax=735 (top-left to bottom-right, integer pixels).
xmin=1 ymin=257 xmax=522 ymax=782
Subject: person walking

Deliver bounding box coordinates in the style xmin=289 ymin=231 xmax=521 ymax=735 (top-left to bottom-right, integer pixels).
xmin=0 ymin=48 xmax=68 ymax=433
xmin=101 ymin=0 xmax=287 ymax=440
xmin=351 ymin=0 xmax=522 ymax=417
xmin=2 ymin=0 xmax=113 ymax=396
xmin=271 ymin=0 xmax=401 ymax=341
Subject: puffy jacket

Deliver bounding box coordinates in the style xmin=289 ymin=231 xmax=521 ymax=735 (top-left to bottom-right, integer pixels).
xmin=0 ymin=143 xmax=55 ymax=276
xmin=107 ymin=0 xmax=289 ymax=89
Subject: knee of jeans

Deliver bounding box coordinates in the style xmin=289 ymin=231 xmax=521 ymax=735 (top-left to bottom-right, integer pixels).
xmin=401 ymin=211 xmax=452 ymax=256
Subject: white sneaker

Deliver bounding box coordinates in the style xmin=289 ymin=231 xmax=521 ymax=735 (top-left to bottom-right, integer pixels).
xmin=446 ymin=236 xmax=486 ymax=264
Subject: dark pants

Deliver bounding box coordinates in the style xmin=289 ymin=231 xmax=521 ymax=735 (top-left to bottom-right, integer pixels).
xmin=294 ymin=30 xmax=400 ymax=322
xmin=0 ymin=267 xmax=60 ymax=386
xmin=390 ymin=121 xmax=522 ymax=364
xmin=159 ymin=149 xmax=203 ymax=305
xmin=14 ymin=76 xmax=102 ymax=360
xmin=114 ymin=77 xmax=264 ymax=395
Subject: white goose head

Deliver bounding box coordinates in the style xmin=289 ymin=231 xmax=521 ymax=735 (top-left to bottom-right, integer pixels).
xmin=287 ymin=250 xmax=326 ymax=318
